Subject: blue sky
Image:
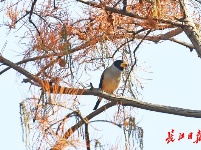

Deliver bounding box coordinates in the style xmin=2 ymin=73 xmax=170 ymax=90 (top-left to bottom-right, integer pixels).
xmin=1 ymin=2 xmax=201 ymax=150
xmin=1 ymin=30 xmax=201 ymax=150
xmin=137 ymin=38 xmax=201 ymax=150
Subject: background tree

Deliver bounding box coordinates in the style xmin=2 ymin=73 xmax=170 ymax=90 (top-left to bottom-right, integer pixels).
xmin=1 ymin=0 xmax=201 ymax=149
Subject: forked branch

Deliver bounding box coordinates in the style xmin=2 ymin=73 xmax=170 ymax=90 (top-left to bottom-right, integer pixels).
xmin=51 ymin=102 xmax=116 ymax=150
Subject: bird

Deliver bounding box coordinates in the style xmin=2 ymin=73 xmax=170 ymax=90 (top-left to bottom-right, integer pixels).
xmin=93 ymin=60 xmax=127 ymax=110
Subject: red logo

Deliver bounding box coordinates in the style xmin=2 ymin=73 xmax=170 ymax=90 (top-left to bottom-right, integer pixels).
xmin=166 ymin=129 xmax=201 ymax=144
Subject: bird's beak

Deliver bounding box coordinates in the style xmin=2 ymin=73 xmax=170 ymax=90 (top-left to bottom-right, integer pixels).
xmin=120 ymin=62 xmax=127 ymax=68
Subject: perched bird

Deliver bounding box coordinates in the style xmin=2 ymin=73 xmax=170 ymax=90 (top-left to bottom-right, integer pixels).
xmin=93 ymin=60 xmax=127 ymax=110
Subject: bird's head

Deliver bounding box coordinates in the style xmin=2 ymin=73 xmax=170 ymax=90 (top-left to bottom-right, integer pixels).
xmin=113 ymin=60 xmax=127 ymax=71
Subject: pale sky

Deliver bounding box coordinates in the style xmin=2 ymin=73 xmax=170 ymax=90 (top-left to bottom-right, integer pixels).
xmin=1 ymin=30 xmax=201 ymax=150
xmin=1 ymin=2 xmax=201 ymax=150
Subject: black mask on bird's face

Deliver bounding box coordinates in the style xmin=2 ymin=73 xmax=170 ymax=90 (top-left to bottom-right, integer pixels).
xmin=113 ymin=60 xmax=127 ymax=71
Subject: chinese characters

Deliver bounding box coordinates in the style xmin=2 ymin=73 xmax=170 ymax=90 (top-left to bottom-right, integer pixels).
xmin=166 ymin=129 xmax=201 ymax=144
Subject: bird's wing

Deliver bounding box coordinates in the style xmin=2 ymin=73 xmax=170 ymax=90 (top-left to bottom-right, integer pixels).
xmin=99 ymin=69 xmax=106 ymax=89
xmin=94 ymin=69 xmax=106 ymax=110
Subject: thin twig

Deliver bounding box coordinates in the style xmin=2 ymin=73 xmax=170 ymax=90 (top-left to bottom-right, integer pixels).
xmin=35 ymin=56 xmax=60 ymax=76
xmin=56 ymin=111 xmax=77 ymax=135
xmin=112 ymin=38 xmax=133 ymax=58
xmin=122 ymin=29 xmax=151 ymax=95
xmin=90 ymin=120 xmax=122 ymax=128
xmin=53 ymin=0 xmax=57 ymax=9
xmin=112 ymin=28 xmax=145 ymax=58
xmin=15 ymin=11 xmax=30 ymax=25
xmin=29 ymin=0 xmax=40 ymax=35
xmin=0 ymin=55 xmax=47 ymax=75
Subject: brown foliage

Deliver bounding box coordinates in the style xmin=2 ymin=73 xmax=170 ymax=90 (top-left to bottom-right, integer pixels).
xmin=1 ymin=0 xmax=200 ymax=149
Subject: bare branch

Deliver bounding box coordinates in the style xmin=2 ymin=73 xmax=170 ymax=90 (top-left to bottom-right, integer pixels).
xmin=122 ymin=29 xmax=151 ymax=95
xmin=29 ymin=0 xmax=40 ymax=35
xmin=0 ymin=55 xmax=40 ymax=83
xmin=77 ymin=0 xmax=183 ymax=26
xmin=51 ymin=102 xmax=116 ymax=150
xmin=77 ymin=0 xmax=145 ymax=19
xmin=90 ymin=120 xmax=122 ymax=128
xmin=5 ymin=30 xmax=183 ymax=70
xmin=157 ymin=27 xmax=183 ymax=41
xmin=179 ymin=0 xmax=201 ymax=57
xmin=112 ymin=38 xmax=134 ymax=58
xmin=134 ymin=28 xmax=194 ymax=52
xmin=169 ymin=37 xmax=194 ymax=51
xmin=48 ymin=85 xmax=201 ymax=118
xmin=0 ymin=55 xmax=47 ymax=75
xmin=53 ymin=0 xmax=57 ymax=9
xmin=133 ymin=27 xmax=183 ymax=43
xmin=35 ymin=56 xmax=61 ymax=76
xmin=15 ymin=11 xmax=30 ymax=25
xmin=123 ymin=0 xmax=127 ymax=11
xmin=48 ymin=83 xmax=201 ymax=149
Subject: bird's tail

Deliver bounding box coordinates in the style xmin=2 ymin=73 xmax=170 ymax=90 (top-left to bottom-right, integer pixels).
xmin=93 ymin=97 xmax=102 ymax=110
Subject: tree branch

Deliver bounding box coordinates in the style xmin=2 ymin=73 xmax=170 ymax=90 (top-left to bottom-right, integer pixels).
xmin=157 ymin=27 xmax=183 ymax=41
xmin=48 ymin=85 xmax=201 ymax=118
xmin=2 ymin=53 xmax=201 ymax=150
xmin=49 ymin=84 xmax=201 ymax=149
xmin=51 ymin=102 xmax=116 ymax=150
xmin=122 ymin=29 xmax=151 ymax=95
xmin=0 ymin=55 xmax=47 ymax=75
xmin=29 ymin=0 xmax=40 ymax=35
xmin=77 ymin=0 xmax=145 ymax=19
xmin=169 ymin=37 xmax=194 ymax=51
xmin=1 ymin=54 xmax=200 ymax=119
xmin=134 ymin=27 xmax=183 ymax=43
xmin=0 ymin=55 xmax=40 ymax=83
xmin=77 ymin=0 xmax=183 ymax=26
xmin=134 ymin=29 xmax=194 ymax=51
xmin=178 ymin=0 xmax=201 ymax=57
